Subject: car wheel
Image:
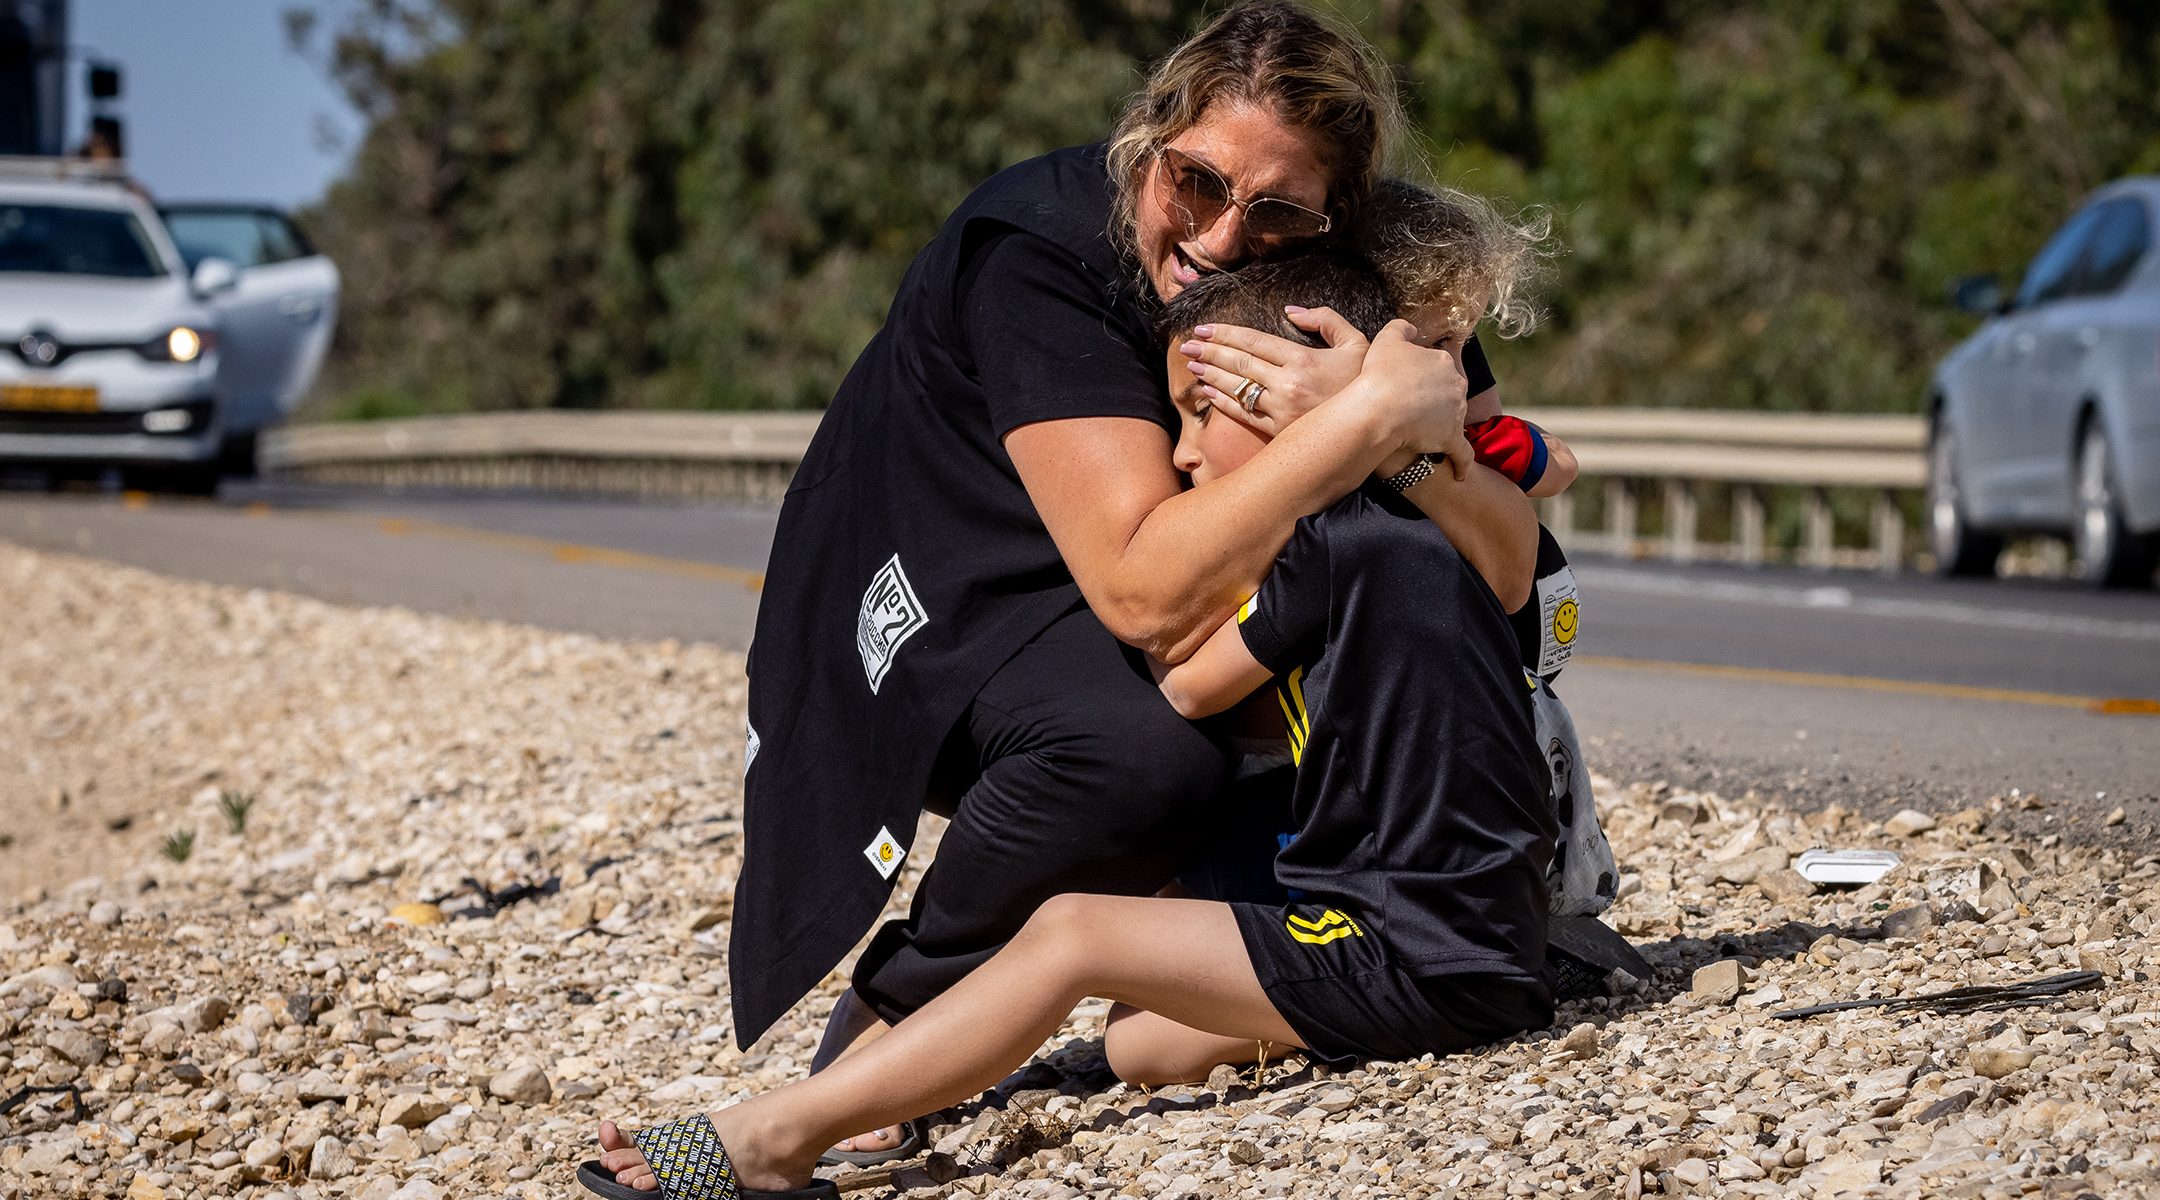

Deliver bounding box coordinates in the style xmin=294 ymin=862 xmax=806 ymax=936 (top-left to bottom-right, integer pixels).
xmin=129 ymin=462 xmax=221 ymax=498
xmin=218 ymin=433 xmax=259 ymax=478
xmin=2073 ymin=420 xmax=2158 ymax=588
xmin=1928 ymin=421 xmax=2002 ymax=577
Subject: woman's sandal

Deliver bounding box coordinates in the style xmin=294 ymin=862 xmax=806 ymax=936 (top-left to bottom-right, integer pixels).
xmin=576 ymin=1113 xmax=840 ymax=1200
xmin=814 ymin=1115 xmax=928 ymax=1169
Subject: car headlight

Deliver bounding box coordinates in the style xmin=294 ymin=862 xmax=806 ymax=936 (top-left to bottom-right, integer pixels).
xmin=138 ymin=326 xmax=215 ymax=363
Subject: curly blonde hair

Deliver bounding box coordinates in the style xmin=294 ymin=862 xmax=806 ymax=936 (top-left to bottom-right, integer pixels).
xmin=1353 ymin=178 xmax=1554 ymax=339
xmin=1106 ymin=1 xmax=1405 ymax=267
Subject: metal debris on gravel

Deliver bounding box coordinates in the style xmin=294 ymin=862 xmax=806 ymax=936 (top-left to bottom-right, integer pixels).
xmin=2 ymin=542 xmax=2157 ymax=1199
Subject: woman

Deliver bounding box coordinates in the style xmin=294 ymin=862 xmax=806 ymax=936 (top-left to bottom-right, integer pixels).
xmin=727 ymin=0 xmax=1537 ymax=1162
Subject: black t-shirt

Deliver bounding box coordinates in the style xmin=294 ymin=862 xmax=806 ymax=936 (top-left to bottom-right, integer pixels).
xmin=1235 ymin=486 xmax=1554 ymax=977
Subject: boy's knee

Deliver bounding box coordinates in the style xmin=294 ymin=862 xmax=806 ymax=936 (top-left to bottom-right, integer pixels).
xmin=1016 ymin=893 xmax=1098 ymax=952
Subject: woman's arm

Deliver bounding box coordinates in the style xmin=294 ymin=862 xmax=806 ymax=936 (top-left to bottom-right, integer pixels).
xmin=1194 ymin=324 xmax=1546 ymax=568
xmin=1008 ymin=321 xmax=1468 ymax=664
xmin=1007 ymin=385 xmax=1386 ymax=664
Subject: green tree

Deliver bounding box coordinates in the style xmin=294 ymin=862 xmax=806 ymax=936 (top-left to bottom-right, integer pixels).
xmin=294 ymin=0 xmax=2160 ymax=417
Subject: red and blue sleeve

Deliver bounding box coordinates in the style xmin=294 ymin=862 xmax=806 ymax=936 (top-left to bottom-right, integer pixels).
xmin=1464 ymin=415 xmax=1549 ymax=493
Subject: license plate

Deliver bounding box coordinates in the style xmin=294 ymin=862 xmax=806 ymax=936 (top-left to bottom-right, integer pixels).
xmin=0 ymin=384 xmax=100 ymax=412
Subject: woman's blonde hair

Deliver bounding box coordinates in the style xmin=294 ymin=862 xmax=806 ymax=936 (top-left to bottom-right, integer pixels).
xmin=1107 ymin=1 xmax=1406 ymax=263
xmin=1354 ymin=179 xmax=1554 ymax=339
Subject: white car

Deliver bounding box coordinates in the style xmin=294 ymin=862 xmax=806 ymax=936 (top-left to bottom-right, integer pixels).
xmin=1929 ymin=178 xmax=2160 ymax=587
xmin=159 ymin=201 xmax=340 ymax=472
xmin=0 ymin=159 xmax=338 ymax=492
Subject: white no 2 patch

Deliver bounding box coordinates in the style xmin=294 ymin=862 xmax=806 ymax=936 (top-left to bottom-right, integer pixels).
xmin=856 ymin=554 xmax=928 ymax=694
xmin=864 ymin=826 xmax=905 ymax=880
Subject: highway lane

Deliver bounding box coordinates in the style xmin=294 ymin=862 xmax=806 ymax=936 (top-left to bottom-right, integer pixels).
xmin=4 ymin=482 xmax=2155 ymax=837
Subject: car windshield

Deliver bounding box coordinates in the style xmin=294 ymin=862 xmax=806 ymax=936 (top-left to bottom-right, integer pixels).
xmin=0 ymin=203 xmax=167 ymax=278
xmin=161 ymin=208 xmax=311 ymax=271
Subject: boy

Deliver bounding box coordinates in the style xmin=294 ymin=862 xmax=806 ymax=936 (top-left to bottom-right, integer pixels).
xmin=1120 ymin=250 xmax=1564 ymax=1080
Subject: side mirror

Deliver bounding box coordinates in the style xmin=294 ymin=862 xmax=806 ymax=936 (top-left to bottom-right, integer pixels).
xmin=1949 ymin=273 xmax=2004 ymax=315
xmin=191 ymin=256 xmax=239 ymax=298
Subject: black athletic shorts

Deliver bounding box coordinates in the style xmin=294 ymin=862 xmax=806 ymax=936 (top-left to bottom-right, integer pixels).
xmin=1229 ymin=899 xmax=1553 ymax=1067
xmin=1188 ymin=767 xmax=1552 ymax=1065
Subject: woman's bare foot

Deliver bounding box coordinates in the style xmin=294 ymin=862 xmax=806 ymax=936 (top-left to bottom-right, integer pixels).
xmin=827 ymin=1124 xmax=907 ymax=1157
xmin=594 ymin=1121 xmax=657 ymax=1192
xmin=812 ymin=988 xmax=904 ymax=1159
xmin=594 ymin=1112 xmax=812 ymax=1195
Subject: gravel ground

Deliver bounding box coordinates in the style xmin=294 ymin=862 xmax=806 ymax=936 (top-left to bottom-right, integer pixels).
xmin=3 ymin=541 xmax=2158 ymax=1199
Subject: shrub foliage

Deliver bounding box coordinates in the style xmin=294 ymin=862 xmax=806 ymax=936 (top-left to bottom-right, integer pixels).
xmin=294 ymin=0 xmax=2160 ymax=416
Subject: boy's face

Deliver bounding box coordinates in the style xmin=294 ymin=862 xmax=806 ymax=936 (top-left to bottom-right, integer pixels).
xmin=1166 ymin=339 xmax=1268 ymax=486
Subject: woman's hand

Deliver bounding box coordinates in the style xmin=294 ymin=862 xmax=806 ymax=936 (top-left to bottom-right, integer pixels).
xmin=1354 ymin=320 xmax=1473 ymax=478
xmin=1179 ymin=306 xmax=1369 ymax=440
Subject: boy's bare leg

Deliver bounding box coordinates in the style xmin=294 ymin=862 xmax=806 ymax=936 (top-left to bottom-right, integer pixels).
xmin=808 ymin=989 xmax=904 ymax=1155
xmin=1103 ymin=1003 xmax=1281 ymax=1086
xmin=595 ymin=895 xmax=1302 ymax=1193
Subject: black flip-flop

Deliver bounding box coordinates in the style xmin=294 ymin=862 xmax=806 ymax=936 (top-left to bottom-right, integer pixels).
xmin=815 ymin=1114 xmax=928 ymax=1168
xmin=577 ymin=1113 xmax=840 ymax=1199
xmin=1547 ymin=914 xmax=1653 ymax=999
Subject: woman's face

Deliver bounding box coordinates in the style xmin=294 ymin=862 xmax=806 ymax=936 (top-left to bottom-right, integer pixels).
xmin=1135 ymin=102 xmax=1334 ymax=301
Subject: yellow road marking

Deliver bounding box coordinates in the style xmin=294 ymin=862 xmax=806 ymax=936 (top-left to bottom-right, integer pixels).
xmin=358 ymin=512 xmax=764 ymax=591
xmin=1576 ymin=654 xmax=2158 ymax=716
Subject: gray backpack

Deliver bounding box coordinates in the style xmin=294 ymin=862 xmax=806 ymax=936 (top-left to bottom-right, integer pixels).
xmin=1531 ymin=678 xmax=1617 ymax=918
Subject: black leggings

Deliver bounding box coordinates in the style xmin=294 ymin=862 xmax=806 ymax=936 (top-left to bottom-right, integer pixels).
xmin=851 ymin=605 xmax=1229 ymax=1024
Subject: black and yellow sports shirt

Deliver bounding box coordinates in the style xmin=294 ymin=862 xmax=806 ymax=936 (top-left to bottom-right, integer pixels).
xmin=1235 ymin=485 xmax=1556 ymax=978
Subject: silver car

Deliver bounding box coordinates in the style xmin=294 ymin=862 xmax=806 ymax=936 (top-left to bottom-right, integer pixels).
xmin=1929 ymin=178 xmax=2160 ymax=587
xmin=0 ymin=161 xmax=338 ymax=491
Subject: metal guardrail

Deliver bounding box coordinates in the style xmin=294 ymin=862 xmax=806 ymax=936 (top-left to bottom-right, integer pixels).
xmin=1515 ymin=408 xmax=1927 ymax=572
xmin=264 ymin=407 xmax=1930 ymax=570
xmin=263 ymin=411 xmax=824 ymax=503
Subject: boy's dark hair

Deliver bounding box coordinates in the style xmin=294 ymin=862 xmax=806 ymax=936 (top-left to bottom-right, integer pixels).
xmin=1157 ymin=250 xmax=1396 ymax=347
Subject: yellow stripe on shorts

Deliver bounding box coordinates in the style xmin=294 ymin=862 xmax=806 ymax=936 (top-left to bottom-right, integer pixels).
xmin=1286 ymin=908 xmax=1364 ymax=945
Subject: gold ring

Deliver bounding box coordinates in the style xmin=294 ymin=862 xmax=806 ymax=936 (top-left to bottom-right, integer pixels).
xmin=1235 ymin=378 xmax=1265 ymax=413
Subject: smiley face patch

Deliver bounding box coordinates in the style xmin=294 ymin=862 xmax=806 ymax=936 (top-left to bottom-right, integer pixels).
xmin=1535 ymin=567 xmax=1580 ymax=677
xmin=863 ymin=827 xmax=905 ymax=880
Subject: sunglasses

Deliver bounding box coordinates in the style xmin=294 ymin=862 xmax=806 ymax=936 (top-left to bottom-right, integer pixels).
xmin=1153 ymin=147 xmax=1334 ymax=246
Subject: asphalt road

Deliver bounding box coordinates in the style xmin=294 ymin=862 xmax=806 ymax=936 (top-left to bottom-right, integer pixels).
xmin=4 ymin=481 xmax=2156 ymax=843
